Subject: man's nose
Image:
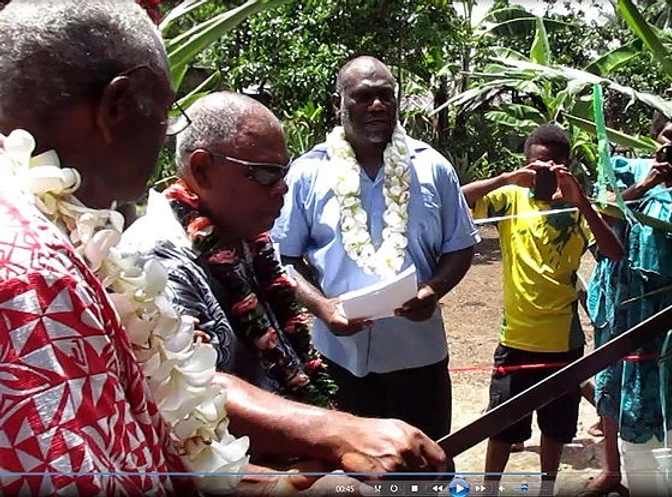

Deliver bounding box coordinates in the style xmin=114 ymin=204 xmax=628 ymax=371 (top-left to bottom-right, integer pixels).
xmin=369 ymin=96 xmax=385 ymax=111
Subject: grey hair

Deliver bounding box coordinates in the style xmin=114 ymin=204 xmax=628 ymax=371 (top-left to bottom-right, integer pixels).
xmin=0 ymin=0 xmax=168 ymax=124
xmin=176 ymin=92 xmax=280 ymax=174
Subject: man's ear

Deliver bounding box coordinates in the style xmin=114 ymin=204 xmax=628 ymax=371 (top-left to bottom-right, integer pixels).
xmin=331 ymin=93 xmax=342 ymax=119
xmin=188 ymin=149 xmax=215 ymax=190
xmin=96 ymin=76 xmax=134 ymax=144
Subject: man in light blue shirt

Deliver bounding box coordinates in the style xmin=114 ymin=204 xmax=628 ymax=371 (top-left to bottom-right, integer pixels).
xmin=272 ymin=56 xmax=479 ymax=445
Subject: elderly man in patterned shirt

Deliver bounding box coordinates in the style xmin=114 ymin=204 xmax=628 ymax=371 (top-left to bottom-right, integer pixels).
xmin=0 ymin=4 xmax=447 ymax=493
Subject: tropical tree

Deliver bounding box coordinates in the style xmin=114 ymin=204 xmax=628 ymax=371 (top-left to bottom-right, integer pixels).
xmin=432 ymin=1 xmax=671 ymax=185
xmin=146 ymin=0 xmax=289 ymax=186
xmin=144 ymin=0 xmax=672 ymax=192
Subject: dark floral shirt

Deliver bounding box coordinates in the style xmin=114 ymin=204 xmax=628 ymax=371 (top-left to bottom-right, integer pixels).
xmin=148 ymin=239 xmax=305 ymax=393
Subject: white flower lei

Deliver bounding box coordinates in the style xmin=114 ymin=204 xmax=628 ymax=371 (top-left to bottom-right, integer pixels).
xmin=326 ymin=123 xmax=411 ymax=279
xmin=0 ymin=130 xmax=248 ymax=494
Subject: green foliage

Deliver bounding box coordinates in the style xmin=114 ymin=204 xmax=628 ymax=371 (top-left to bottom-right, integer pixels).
xmin=434 ymin=0 xmax=672 ymax=186
xmin=149 ymin=143 xmax=178 ymax=190
xmin=147 ymin=0 xmax=286 ymax=187
xmin=161 ymin=0 xmax=289 ymax=93
xmin=282 ymin=102 xmax=326 ymax=156
xmin=152 ymin=0 xmax=672 ymax=194
xmin=205 ymin=0 xmax=463 ymax=115
xmin=563 ymin=113 xmax=659 ymax=151
xmin=584 ymin=39 xmax=644 ymax=76
xmin=617 ymin=0 xmax=672 ymax=77
xmin=530 ymin=16 xmax=551 ymax=64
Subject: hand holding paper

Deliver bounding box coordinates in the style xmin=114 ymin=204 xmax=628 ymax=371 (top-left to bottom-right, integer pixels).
xmin=338 ymin=266 xmax=419 ymax=321
xmin=395 ymin=284 xmax=438 ymax=322
xmin=320 ymin=297 xmax=374 ymax=336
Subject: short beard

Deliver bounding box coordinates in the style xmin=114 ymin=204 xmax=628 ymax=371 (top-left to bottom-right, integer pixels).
xmin=363 ymin=128 xmax=393 ymax=144
xmin=341 ymin=103 xmax=394 ymax=145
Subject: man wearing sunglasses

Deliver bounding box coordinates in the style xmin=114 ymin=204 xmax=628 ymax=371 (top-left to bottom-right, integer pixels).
xmin=125 ymin=91 xmax=312 ymax=398
xmin=0 ymin=1 xmax=445 ymax=495
xmin=121 ymin=91 xmax=448 ymax=489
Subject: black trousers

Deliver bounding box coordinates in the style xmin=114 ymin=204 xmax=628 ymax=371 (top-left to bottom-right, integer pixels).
xmin=325 ymin=356 xmax=452 ymax=441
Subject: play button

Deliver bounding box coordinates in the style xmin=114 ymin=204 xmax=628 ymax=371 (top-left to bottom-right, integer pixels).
xmin=449 ymin=478 xmax=470 ymax=497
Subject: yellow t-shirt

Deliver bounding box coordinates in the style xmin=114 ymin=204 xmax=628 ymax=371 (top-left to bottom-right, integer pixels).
xmin=473 ymin=185 xmax=593 ymax=352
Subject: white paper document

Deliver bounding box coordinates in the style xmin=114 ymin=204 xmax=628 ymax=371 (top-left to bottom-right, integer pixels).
xmin=338 ymin=265 xmax=418 ymax=320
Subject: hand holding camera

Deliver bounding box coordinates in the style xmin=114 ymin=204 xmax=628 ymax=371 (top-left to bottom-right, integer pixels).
xmin=551 ymin=165 xmax=588 ymax=206
xmin=521 ymin=160 xmax=558 ymax=202
xmin=531 ymin=165 xmax=557 ymax=202
xmin=524 ymin=160 xmax=586 ymax=206
xmin=649 ymin=144 xmax=672 ymax=189
xmin=505 ymin=164 xmax=537 ymax=189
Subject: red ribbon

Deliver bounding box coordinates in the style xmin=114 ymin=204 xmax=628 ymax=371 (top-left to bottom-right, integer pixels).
xmin=449 ymin=351 xmax=661 ymax=374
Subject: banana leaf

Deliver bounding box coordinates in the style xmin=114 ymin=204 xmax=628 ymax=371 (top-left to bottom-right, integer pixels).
xmin=478 ymin=6 xmax=574 ymax=37
xmin=170 ymin=64 xmax=190 ymax=95
xmin=497 ymin=103 xmax=547 ymax=123
xmin=583 ymin=39 xmax=644 ymax=77
xmin=167 ymin=0 xmax=288 ymax=79
xmin=563 ymin=113 xmax=658 ymax=152
xmin=160 ymin=0 xmax=209 ymax=34
xmin=175 ymin=70 xmax=222 ymax=110
xmin=492 ymin=57 xmax=672 ymax=117
xmin=530 ymin=17 xmax=551 ymax=65
xmin=485 ymin=111 xmax=541 ymax=132
xmin=489 ymin=46 xmax=531 ymax=62
xmin=617 ymin=0 xmax=672 ymax=78
xmin=431 ymin=78 xmax=542 ymax=115
xmin=480 ymin=6 xmax=531 ymax=24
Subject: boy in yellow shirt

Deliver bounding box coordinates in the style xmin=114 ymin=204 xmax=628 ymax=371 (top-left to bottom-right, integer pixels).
xmin=462 ymin=124 xmax=624 ymax=492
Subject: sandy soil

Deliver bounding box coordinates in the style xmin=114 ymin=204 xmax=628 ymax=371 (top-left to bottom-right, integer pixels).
xmin=440 ymin=225 xmax=607 ymax=496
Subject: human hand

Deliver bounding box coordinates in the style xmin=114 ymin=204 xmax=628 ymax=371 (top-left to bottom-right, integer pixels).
xmin=334 ymin=415 xmax=447 ymax=475
xmin=235 ymin=474 xmax=297 ymax=496
xmin=319 ymin=297 xmax=373 ymax=336
xmin=395 ymin=285 xmax=438 ymax=322
xmin=238 ymin=462 xmax=367 ymax=496
xmin=551 ymin=165 xmax=586 ymax=206
xmin=277 ymin=460 xmax=335 ymax=493
xmin=639 ymin=161 xmax=672 ymax=191
xmin=505 ymin=164 xmax=537 ymax=189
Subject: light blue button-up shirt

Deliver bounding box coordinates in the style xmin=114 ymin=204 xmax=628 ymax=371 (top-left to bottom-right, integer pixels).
xmin=271 ymin=138 xmax=480 ymax=376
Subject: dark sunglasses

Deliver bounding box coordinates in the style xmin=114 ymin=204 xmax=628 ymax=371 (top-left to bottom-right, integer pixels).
xmin=208 ymin=151 xmax=290 ymax=186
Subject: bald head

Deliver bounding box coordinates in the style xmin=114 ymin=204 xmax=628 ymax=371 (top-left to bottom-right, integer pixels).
xmin=335 ymin=56 xmax=395 ymax=96
xmin=176 ymin=92 xmax=282 ymax=174
xmin=333 ymin=56 xmax=398 ymax=148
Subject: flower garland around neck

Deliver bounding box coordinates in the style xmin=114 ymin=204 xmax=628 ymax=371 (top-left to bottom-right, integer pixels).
xmin=326 ymin=122 xmax=411 ymax=280
xmin=0 ymin=129 xmax=248 ymax=494
xmin=165 ymin=179 xmax=337 ymax=408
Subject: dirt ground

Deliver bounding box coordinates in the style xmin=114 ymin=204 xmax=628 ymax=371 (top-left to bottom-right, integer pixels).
xmin=440 ymin=225 xmax=604 ymax=496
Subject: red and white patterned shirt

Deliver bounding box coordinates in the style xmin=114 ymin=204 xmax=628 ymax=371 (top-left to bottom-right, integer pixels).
xmin=0 ymin=189 xmax=190 ymax=496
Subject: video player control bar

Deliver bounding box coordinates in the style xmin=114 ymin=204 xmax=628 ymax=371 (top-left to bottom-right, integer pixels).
xmin=359 ymin=479 xmax=554 ymax=496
